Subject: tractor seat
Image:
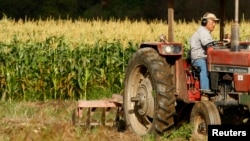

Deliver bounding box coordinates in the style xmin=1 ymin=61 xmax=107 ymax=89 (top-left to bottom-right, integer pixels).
xmin=191 ymin=66 xmax=201 ymax=79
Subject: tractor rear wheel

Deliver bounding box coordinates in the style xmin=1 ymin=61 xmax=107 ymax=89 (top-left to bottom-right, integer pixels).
xmin=190 ymin=101 xmax=221 ymax=140
xmin=123 ymin=47 xmax=176 ymax=136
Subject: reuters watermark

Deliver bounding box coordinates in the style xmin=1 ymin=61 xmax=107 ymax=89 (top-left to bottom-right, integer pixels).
xmin=208 ymin=125 xmax=249 ymax=140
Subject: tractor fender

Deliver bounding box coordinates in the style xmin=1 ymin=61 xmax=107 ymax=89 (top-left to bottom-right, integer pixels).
xmin=139 ymin=42 xmax=183 ymax=56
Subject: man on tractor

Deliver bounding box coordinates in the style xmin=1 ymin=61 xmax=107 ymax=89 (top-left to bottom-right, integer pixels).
xmin=189 ymin=12 xmax=220 ymax=93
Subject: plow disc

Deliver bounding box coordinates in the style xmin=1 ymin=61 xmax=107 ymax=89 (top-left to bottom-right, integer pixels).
xmin=72 ymin=94 xmax=125 ymax=131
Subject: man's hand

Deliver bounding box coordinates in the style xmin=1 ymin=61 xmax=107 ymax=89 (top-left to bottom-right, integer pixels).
xmin=223 ymin=38 xmax=231 ymax=43
xmin=216 ymin=39 xmax=230 ymax=47
xmin=223 ymin=33 xmax=231 ymax=44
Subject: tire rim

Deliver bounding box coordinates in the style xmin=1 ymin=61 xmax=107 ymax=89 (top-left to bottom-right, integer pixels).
xmin=127 ymin=66 xmax=154 ymax=134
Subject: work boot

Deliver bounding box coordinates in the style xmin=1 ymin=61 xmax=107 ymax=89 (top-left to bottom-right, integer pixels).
xmin=201 ymin=89 xmax=214 ymax=94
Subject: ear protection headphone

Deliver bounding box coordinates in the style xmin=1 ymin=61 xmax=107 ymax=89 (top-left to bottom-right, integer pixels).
xmin=201 ymin=12 xmax=210 ymax=26
xmin=201 ymin=18 xmax=207 ymax=26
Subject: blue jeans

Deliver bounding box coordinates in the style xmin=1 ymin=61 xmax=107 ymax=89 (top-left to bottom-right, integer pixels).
xmin=192 ymin=58 xmax=210 ymax=90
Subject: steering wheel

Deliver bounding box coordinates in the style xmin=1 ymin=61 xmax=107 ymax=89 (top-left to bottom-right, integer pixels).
xmin=203 ymin=41 xmax=219 ymax=50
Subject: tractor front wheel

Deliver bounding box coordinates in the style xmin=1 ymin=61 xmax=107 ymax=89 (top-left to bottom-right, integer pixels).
xmin=190 ymin=101 xmax=221 ymax=140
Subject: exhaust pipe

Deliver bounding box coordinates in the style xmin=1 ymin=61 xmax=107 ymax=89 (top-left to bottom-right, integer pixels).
xmin=231 ymin=0 xmax=240 ymax=51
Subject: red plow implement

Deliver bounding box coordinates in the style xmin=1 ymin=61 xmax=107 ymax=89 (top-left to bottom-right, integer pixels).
xmin=72 ymin=94 xmax=125 ymax=130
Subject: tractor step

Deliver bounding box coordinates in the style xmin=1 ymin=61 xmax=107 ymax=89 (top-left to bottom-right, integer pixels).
xmin=72 ymin=94 xmax=124 ymax=129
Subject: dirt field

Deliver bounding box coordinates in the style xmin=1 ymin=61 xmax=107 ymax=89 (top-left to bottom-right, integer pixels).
xmin=0 ymin=100 xmax=190 ymax=141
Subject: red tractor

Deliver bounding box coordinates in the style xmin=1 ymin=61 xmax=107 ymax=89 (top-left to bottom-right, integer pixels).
xmin=123 ymin=0 xmax=250 ymax=139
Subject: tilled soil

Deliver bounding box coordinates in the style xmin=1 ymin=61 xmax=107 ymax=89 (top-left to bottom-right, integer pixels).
xmin=0 ymin=100 xmax=192 ymax=141
xmin=0 ymin=100 xmax=143 ymax=141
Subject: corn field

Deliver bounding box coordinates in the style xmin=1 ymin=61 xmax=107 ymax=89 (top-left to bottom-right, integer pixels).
xmin=0 ymin=36 xmax=137 ymax=101
xmin=0 ymin=16 xmax=250 ymax=101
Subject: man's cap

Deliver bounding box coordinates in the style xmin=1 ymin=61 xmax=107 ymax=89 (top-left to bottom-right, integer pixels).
xmin=202 ymin=12 xmax=220 ymax=21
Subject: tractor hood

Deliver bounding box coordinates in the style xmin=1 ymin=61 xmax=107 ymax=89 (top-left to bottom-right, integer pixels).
xmin=207 ymin=43 xmax=250 ymax=73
